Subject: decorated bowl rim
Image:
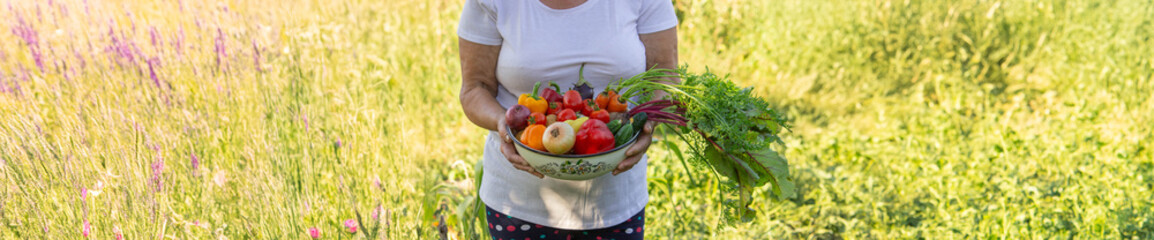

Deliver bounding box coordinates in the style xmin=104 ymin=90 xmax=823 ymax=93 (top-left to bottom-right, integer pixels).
xmin=506 ymin=124 xmax=640 ymax=158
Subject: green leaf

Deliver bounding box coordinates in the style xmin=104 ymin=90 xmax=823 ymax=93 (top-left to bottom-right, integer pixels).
xmin=662 ymin=138 xmax=696 ymax=183
xmin=752 ymin=148 xmax=795 ymax=199
xmin=703 ymin=147 xmax=738 ymax=182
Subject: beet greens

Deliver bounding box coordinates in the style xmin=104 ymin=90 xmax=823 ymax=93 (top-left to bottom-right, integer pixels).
xmin=612 ymin=66 xmax=794 ymax=222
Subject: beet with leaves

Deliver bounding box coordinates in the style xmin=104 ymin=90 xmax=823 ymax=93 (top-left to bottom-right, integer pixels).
xmin=612 ymin=66 xmax=794 ymax=223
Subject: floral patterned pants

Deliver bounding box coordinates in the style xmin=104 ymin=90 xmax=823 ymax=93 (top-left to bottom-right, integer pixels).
xmin=485 ymin=205 xmax=645 ymax=240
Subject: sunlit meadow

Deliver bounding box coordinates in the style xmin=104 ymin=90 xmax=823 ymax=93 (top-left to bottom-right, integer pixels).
xmin=1 ymin=0 xmax=1152 ymax=239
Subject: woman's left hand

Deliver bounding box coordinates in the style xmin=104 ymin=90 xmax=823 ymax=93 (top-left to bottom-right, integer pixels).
xmin=614 ymin=122 xmax=655 ymax=176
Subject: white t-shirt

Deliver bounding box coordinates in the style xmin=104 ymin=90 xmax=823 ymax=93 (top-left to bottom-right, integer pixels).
xmin=458 ymin=0 xmax=678 ymax=230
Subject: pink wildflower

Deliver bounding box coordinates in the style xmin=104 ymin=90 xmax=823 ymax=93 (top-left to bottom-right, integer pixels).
xmin=82 ymin=220 xmax=91 ymax=237
xmin=343 ymin=219 xmax=357 ymax=233
xmin=308 ymin=227 xmax=320 ymax=239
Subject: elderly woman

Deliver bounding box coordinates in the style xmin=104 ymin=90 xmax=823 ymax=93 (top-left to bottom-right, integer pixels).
xmin=457 ymin=0 xmax=677 ymax=239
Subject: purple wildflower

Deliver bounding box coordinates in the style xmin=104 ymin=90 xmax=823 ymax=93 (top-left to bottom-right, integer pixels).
xmin=214 ymin=28 xmax=227 ymax=72
xmin=149 ymin=26 xmax=161 ymax=50
xmin=18 ymin=64 xmax=29 ymax=82
xmin=151 ymin=157 xmax=164 ymax=192
xmin=190 ymin=153 xmax=200 ymax=172
xmin=106 ymin=24 xmax=137 ymax=67
xmin=302 ymin=113 xmax=310 ymax=131
xmin=11 ymin=13 xmax=44 ymax=73
xmin=81 ymin=187 xmax=87 ymax=200
xmin=73 ymin=48 xmax=86 ymax=69
xmin=126 ymin=10 xmax=136 ymax=31
xmin=172 ymin=26 xmax=186 ymax=57
xmin=36 ymin=2 xmax=43 ymax=22
xmin=130 ymin=38 xmax=145 ymax=68
xmin=147 ymin=57 xmax=162 ymax=89
xmin=12 ymin=67 xmax=24 ymax=93
xmin=58 ymin=3 xmax=68 ymax=17
xmin=251 ymin=39 xmax=261 ymax=72
xmin=60 ymin=60 xmax=70 ymax=81
xmin=1 ymin=71 xmax=7 ymax=94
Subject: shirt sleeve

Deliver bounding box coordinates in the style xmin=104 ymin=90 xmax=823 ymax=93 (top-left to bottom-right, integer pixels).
xmin=637 ymin=0 xmax=679 ymax=34
xmin=457 ymin=0 xmax=502 ymax=45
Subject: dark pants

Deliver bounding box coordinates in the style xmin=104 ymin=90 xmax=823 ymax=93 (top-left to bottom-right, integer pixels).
xmin=485 ymin=205 xmax=645 ymax=240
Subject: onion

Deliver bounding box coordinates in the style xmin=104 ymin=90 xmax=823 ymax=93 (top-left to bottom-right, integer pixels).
xmin=542 ymin=123 xmax=575 ymax=154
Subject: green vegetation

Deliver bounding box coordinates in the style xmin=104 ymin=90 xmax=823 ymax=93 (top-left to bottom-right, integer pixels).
xmin=1 ymin=0 xmax=1151 ymax=239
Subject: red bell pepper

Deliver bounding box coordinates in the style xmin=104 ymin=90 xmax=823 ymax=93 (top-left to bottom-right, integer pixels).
xmin=574 ymin=119 xmax=615 ymax=155
xmin=541 ymin=82 xmax=563 ymax=103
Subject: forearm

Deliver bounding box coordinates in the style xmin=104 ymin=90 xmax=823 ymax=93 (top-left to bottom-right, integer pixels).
xmin=648 ymin=56 xmax=677 ymax=101
xmin=460 ymin=83 xmax=505 ymax=131
xmin=458 ymin=38 xmax=505 ymax=132
xmin=641 ymin=28 xmax=679 ymax=100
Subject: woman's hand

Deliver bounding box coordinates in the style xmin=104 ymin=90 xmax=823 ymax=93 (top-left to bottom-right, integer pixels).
xmin=614 ymin=122 xmax=655 ymax=176
xmin=497 ymin=115 xmax=545 ymax=178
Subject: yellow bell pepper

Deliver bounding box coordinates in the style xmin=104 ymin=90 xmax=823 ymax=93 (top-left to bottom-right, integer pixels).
xmin=518 ymin=82 xmax=548 ymax=114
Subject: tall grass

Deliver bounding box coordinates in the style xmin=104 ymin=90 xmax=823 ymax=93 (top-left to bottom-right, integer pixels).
xmin=0 ymin=0 xmax=1150 ymax=239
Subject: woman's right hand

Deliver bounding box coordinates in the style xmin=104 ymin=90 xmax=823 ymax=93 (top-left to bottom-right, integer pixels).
xmin=497 ymin=115 xmax=545 ymax=178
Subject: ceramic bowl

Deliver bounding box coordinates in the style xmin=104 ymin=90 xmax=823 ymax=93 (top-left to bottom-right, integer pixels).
xmin=507 ymin=125 xmax=640 ymax=180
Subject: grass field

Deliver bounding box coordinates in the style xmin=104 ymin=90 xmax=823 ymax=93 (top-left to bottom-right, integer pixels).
xmin=1 ymin=0 xmax=1152 ymax=239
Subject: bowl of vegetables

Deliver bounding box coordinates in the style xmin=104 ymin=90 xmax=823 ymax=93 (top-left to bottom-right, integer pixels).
xmin=504 ymin=77 xmax=647 ymax=180
xmin=504 ymin=63 xmax=798 ymax=221
xmin=506 ymin=122 xmax=641 ymax=181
